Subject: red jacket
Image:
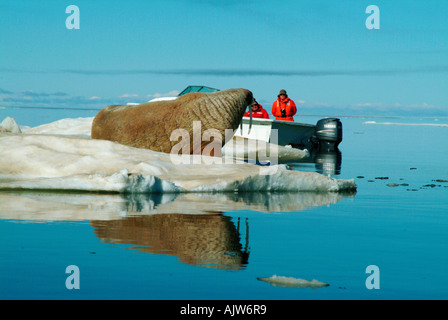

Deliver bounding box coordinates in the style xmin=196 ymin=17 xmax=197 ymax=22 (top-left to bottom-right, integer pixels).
xmin=272 ymin=97 xmax=297 ymax=121
xmin=244 ymin=105 xmax=269 ymax=119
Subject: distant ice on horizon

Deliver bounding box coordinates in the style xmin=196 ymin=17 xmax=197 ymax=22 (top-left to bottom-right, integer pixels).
xmin=363 ymin=120 xmax=448 ymax=127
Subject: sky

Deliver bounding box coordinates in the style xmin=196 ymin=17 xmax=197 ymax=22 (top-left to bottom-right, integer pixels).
xmin=1 ymin=0 xmax=447 ymax=117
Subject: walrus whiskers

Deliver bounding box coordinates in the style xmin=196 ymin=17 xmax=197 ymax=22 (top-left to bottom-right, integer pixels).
xmin=92 ymin=88 xmax=254 ymax=155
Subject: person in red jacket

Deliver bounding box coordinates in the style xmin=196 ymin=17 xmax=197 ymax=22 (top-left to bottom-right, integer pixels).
xmin=271 ymin=89 xmax=297 ymax=121
xmin=244 ymin=100 xmax=269 ymax=119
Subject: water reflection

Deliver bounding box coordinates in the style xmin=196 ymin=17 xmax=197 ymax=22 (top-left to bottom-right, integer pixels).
xmin=92 ymin=214 xmax=250 ymax=271
xmin=0 ymin=190 xmax=354 ymax=270
xmin=291 ymin=148 xmax=342 ymax=176
xmin=313 ymin=149 xmax=342 ymax=176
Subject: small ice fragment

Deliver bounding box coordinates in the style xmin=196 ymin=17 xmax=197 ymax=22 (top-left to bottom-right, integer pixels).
xmin=257 ymin=275 xmax=329 ymax=289
xmin=387 ymin=183 xmax=399 ymax=187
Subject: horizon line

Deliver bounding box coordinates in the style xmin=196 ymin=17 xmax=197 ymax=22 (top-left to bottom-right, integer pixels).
xmin=1 ymin=66 xmax=448 ymax=77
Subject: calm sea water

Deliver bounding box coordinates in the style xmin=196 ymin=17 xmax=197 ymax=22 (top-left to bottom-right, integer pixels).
xmin=1 ymin=107 xmax=447 ymax=300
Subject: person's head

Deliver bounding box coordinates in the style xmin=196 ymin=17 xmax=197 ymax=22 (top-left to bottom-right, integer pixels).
xmin=251 ymin=100 xmax=260 ymax=111
xmin=278 ymin=89 xmax=287 ymax=100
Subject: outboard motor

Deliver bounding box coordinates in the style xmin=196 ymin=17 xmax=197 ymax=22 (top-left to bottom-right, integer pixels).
xmin=313 ymin=118 xmax=342 ymax=152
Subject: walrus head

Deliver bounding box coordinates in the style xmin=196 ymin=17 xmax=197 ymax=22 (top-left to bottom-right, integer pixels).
xmin=91 ymin=88 xmax=254 ymax=155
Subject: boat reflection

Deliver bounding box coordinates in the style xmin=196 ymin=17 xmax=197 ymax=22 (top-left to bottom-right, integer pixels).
xmin=312 ymin=148 xmax=342 ymax=176
xmin=290 ymin=148 xmax=342 ymax=176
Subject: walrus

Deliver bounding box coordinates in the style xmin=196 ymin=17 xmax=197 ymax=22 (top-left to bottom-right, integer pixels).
xmin=91 ymin=88 xmax=253 ymax=155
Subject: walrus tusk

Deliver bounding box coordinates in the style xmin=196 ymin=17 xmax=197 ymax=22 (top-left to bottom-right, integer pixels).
xmin=241 ymin=99 xmax=254 ymax=135
xmin=248 ymin=98 xmax=253 ymax=134
xmin=91 ymin=88 xmax=254 ymax=155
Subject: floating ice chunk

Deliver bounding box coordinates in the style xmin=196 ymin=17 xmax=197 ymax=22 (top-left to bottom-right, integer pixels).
xmin=257 ymin=275 xmax=329 ymax=289
xmin=0 ymin=133 xmax=356 ymax=193
xmin=0 ymin=117 xmax=22 ymax=134
xmin=0 ymin=117 xmax=356 ymax=194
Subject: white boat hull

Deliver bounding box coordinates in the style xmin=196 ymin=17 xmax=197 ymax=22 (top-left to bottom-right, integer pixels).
xmin=236 ymin=117 xmax=316 ymax=149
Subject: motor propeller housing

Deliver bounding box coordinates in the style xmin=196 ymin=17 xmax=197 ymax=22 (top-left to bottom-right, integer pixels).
xmin=313 ymin=118 xmax=343 ymax=151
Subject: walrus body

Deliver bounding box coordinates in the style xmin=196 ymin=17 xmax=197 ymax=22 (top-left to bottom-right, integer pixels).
xmin=91 ymin=88 xmax=253 ymax=154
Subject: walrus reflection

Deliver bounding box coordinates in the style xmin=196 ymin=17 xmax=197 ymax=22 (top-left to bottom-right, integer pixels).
xmin=91 ymin=214 xmax=250 ymax=270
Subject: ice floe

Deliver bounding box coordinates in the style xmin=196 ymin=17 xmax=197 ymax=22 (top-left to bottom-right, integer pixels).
xmin=0 ymin=117 xmax=356 ymax=194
